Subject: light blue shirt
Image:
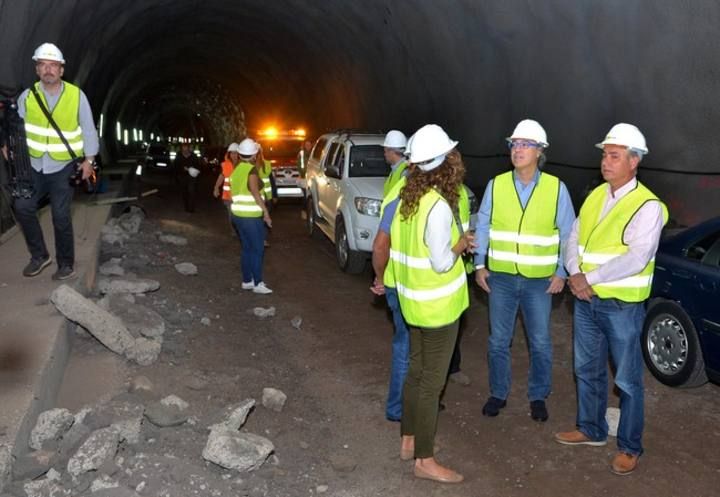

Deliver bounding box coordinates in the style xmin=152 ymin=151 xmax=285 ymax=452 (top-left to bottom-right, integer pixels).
xmin=473 ymin=169 xmax=576 ymax=278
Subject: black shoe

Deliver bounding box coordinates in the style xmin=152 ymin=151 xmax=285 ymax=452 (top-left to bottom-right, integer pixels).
xmin=52 ymin=265 xmax=76 ymax=281
xmin=530 ymin=400 xmax=549 ymax=422
xmin=23 ymin=256 xmax=52 ymax=277
xmin=482 ymin=396 xmax=506 ymax=417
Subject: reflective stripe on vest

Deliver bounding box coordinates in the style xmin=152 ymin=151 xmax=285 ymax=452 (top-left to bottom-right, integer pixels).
xmin=383 ymin=161 xmax=408 ymax=197
xmin=389 ymin=189 xmax=469 ymax=327
xmin=578 ymin=182 xmax=668 ymax=302
xmin=24 ymin=81 xmax=84 ymax=161
xmin=258 ymin=160 xmax=273 ymax=200
xmin=488 ymin=171 xmax=560 ymax=278
xmin=229 ymin=162 xmax=263 ymax=217
xmin=221 ymin=160 xmax=235 ymax=200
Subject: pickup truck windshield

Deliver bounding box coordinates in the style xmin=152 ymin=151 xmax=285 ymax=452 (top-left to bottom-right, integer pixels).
xmin=349 ymin=145 xmax=389 ymax=177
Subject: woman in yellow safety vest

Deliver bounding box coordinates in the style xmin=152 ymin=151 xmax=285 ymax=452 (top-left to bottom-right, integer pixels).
xmin=389 ymin=124 xmax=474 ymax=484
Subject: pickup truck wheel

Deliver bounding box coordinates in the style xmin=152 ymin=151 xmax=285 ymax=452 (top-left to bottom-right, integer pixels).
xmin=642 ymin=301 xmax=708 ymax=388
xmin=305 ymin=196 xmax=320 ymax=238
xmin=335 ymin=218 xmax=366 ymax=274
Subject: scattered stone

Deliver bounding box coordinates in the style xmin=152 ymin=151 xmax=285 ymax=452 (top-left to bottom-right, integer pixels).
xmin=84 ymin=401 xmax=145 ymax=444
xmin=91 ymin=474 xmax=120 ymax=492
xmin=253 ymin=307 xmax=276 ymax=319
xmin=30 ymin=408 xmax=75 ymax=450
xmin=117 ymin=207 xmax=144 ymax=234
xmin=328 ymin=452 xmax=357 ymax=473
xmin=126 ymin=337 xmax=162 ymax=366
xmin=67 ymin=427 xmax=120 ymax=478
xmin=0 ymin=445 xmax=10 ymax=494
xmin=99 ymin=258 xmax=125 ymax=276
xmin=12 ymin=450 xmax=57 ymax=480
xmin=91 ymin=488 xmax=142 ymax=497
xmin=202 ymin=430 xmax=274 ymax=472
xmin=448 ymin=371 xmax=471 ymax=386
xmin=58 ymin=422 xmax=92 ymax=459
xmin=158 ymin=234 xmax=188 ymax=246
xmin=184 ymin=374 xmax=208 ymax=391
xmin=160 ymin=395 xmax=189 ymax=411
xmin=209 ymin=399 xmax=256 ymax=431
xmin=97 ymin=276 xmax=160 ymax=295
xmin=299 ymin=441 xmax=309 ymax=450
xmin=102 ymin=295 xmax=166 ymax=338
xmin=201 ymin=317 xmax=211 ymax=326
xmin=174 ymin=262 xmax=198 ymax=276
xmin=290 ymin=316 xmax=303 ymax=329
xmin=101 ymin=221 xmax=129 ymax=246
xmin=23 ymin=477 xmax=71 ymax=497
xmin=50 ymin=285 xmax=136 ymax=356
xmin=316 ymin=484 xmax=329 ymax=493
xmin=261 ymin=388 xmax=287 ymax=413
xmin=129 ymin=375 xmax=153 ymax=394
xmin=144 ymin=402 xmax=188 ymax=428
xmin=606 ymin=407 xmax=620 ymax=437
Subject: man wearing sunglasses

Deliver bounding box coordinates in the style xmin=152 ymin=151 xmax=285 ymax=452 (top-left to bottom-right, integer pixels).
xmin=473 ymin=119 xmax=575 ymax=422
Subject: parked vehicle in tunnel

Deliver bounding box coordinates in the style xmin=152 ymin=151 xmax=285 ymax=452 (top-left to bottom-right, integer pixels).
xmin=256 ymin=131 xmax=305 ymax=198
xmin=305 ymin=130 xmax=479 ymax=273
xmin=642 ymin=216 xmax=720 ymax=388
xmin=144 ymin=143 xmax=172 ymax=171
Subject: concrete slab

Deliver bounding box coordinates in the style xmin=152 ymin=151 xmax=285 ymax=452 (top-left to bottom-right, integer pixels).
xmin=0 ymin=193 xmax=113 ymax=468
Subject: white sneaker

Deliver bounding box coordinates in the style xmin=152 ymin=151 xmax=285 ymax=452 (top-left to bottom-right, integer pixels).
xmin=241 ymin=281 xmax=254 ymax=290
xmin=253 ymin=282 xmax=273 ymax=294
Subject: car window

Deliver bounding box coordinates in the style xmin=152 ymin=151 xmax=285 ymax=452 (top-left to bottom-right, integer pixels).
xmin=685 ymin=230 xmax=720 ymax=262
xmin=311 ymin=138 xmax=327 ymax=161
xmin=325 ymin=142 xmax=341 ymax=169
xmin=333 ymin=145 xmax=346 ymax=170
xmin=348 ymin=145 xmax=389 ymax=178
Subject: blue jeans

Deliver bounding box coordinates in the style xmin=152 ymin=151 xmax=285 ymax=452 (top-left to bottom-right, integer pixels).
xmin=13 ymin=164 xmax=75 ymax=266
xmin=385 ymin=286 xmax=410 ymax=421
xmin=487 ymin=272 xmax=553 ymax=401
xmin=573 ymin=297 xmax=645 ymax=455
xmin=232 ymin=216 xmax=266 ymax=284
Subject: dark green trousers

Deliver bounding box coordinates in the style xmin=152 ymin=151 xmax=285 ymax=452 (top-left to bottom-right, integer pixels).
xmin=401 ymin=320 xmax=459 ymax=458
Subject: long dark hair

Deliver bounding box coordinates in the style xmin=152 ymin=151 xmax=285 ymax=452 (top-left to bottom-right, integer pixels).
xmin=399 ymin=149 xmax=465 ymax=220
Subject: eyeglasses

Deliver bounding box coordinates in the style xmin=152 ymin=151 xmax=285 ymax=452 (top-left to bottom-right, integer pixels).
xmin=507 ymin=140 xmax=541 ymax=150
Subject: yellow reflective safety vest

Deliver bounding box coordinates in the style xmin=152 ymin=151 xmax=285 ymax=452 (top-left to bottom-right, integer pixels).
xmin=383 ymin=161 xmax=408 ymax=197
xmin=24 ymin=81 xmax=84 ymax=161
xmin=230 ymin=162 xmax=263 ymax=218
xmin=488 ymin=171 xmax=560 ymax=278
xmin=257 ymin=160 xmax=273 ymax=200
xmin=389 ymin=189 xmax=469 ymax=327
xmin=578 ymin=181 xmax=668 ymax=302
xmin=381 ymin=178 xmax=472 ymax=286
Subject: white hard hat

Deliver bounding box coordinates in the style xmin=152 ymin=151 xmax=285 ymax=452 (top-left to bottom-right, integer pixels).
xmin=408 ymin=124 xmax=458 ymax=171
xmin=237 ymin=138 xmax=259 ymax=156
xmin=383 ymin=130 xmax=407 ymax=149
xmin=227 ymin=142 xmax=239 ymax=153
xmin=188 ymin=167 xmax=201 ymax=178
xmin=595 ymin=123 xmax=648 ymax=154
xmin=32 ymin=43 xmax=65 ymax=64
xmin=506 ymin=119 xmax=548 ymax=148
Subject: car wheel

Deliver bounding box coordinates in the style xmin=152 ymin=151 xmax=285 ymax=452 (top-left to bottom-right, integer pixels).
xmin=305 ymin=196 xmax=320 ymax=239
xmin=335 ymin=217 xmax=366 ymax=274
xmin=642 ymin=301 xmax=708 ymax=388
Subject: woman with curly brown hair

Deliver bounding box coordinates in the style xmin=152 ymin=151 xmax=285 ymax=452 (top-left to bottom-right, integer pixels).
xmin=389 ymin=124 xmax=475 ymax=483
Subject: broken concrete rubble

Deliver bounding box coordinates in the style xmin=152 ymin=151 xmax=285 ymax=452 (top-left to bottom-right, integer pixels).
xmin=99 ymin=257 xmax=125 ymax=276
xmin=174 ymin=262 xmax=198 ymax=275
xmin=30 ymin=408 xmax=75 ymax=450
xmin=67 ymin=427 xmax=120 ymax=478
xmin=100 ymin=294 xmax=166 ymax=339
xmin=202 ymin=430 xmax=274 ymax=472
xmin=157 ymin=233 xmax=188 ymax=246
xmin=84 ymin=401 xmax=145 ymax=444
xmin=97 ymin=276 xmax=160 ymax=295
xmin=261 ymin=388 xmax=287 ymax=413
xmin=144 ymin=402 xmax=188 ymax=428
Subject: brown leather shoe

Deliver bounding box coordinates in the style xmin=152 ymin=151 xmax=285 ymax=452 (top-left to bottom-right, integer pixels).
xmin=554 ymin=430 xmax=607 ymax=446
xmin=611 ymin=452 xmax=639 ymax=476
xmin=414 ymin=466 xmax=464 ymax=483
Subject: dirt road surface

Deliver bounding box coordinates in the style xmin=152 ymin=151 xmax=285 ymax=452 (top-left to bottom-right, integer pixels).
xmin=55 ymin=172 xmax=720 ymax=497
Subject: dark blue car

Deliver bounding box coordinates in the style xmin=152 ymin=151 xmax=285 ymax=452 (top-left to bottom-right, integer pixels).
xmin=642 ymin=216 xmax=720 ymax=387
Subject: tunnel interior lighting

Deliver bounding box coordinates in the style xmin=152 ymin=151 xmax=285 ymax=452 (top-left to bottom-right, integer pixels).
xmin=116 ymin=122 xmax=122 ymax=141
xmin=132 ymin=128 xmax=138 ymax=141
xmin=123 ymin=129 xmax=129 ymax=146
xmin=139 ymin=130 xmax=143 ymax=141
xmin=98 ymin=114 xmax=104 ymax=138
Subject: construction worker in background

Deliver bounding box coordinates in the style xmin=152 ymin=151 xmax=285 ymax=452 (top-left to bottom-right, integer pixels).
xmin=175 ymin=142 xmax=201 ymax=213
xmin=229 ymin=138 xmax=273 ymax=294
xmin=12 ymin=42 xmax=98 ymax=280
xmin=297 ymin=139 xmax=313 ymax=177
xmin=382 ymin=130 xmax=408 ymax=196
xmin=255 ymin=144 xmax=276 ymax=247
xmin=213 ymin=142 xmax=240 ymax=233
xmin=555 ymin=123 xmax=668 ymax=476
xmin=389 ymin=124 xmax=474 ymax=484
xmin=474 ymin=119 xmax=575 ymax=422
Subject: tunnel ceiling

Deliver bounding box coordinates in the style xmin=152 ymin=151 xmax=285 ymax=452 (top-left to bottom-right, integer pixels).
xmin=1 ymin=0 xmax=720 ymax=223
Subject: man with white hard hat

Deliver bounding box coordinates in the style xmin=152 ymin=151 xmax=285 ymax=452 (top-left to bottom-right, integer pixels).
xmin=555 ymin=123 xmax=668 ymax=476
xmin=382 ymin=129 xmax=408 ymax=197
xmin=13 ymin=42 xmax=99 ymax=280
xmin=474 ymin=119 xmax=575 ymax=423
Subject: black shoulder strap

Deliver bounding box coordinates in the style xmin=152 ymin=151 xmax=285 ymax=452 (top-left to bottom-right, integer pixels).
xmin=30 ymin=85 xmax=78 ymax=160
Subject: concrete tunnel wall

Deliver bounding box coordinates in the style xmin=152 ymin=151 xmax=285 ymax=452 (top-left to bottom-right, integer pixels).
xmin=1 ymin=0 xmax=719 ymax=225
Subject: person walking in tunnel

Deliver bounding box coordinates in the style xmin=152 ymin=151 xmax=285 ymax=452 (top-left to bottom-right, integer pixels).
xmin=213 ymin=142 xmax=240 ymax=232
xmin=11 ymin=42 xmax=98 ymax=280
xmin=297 ymin=139 xmax=313 ymax=177
xmin=389 ymin=124 xmax=474 ymax=483
xmin=254 ymin=144 xmax=276 ymax=247
xmin=555 ymin=123 xmax=668 ymax=476
xmin=230 ymin=138 xmax=273 ymax=294
xmin=473 ymin=119 xmax=575 ymax=422
xmin=175 ymin=142 xmax=201 ymax=213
